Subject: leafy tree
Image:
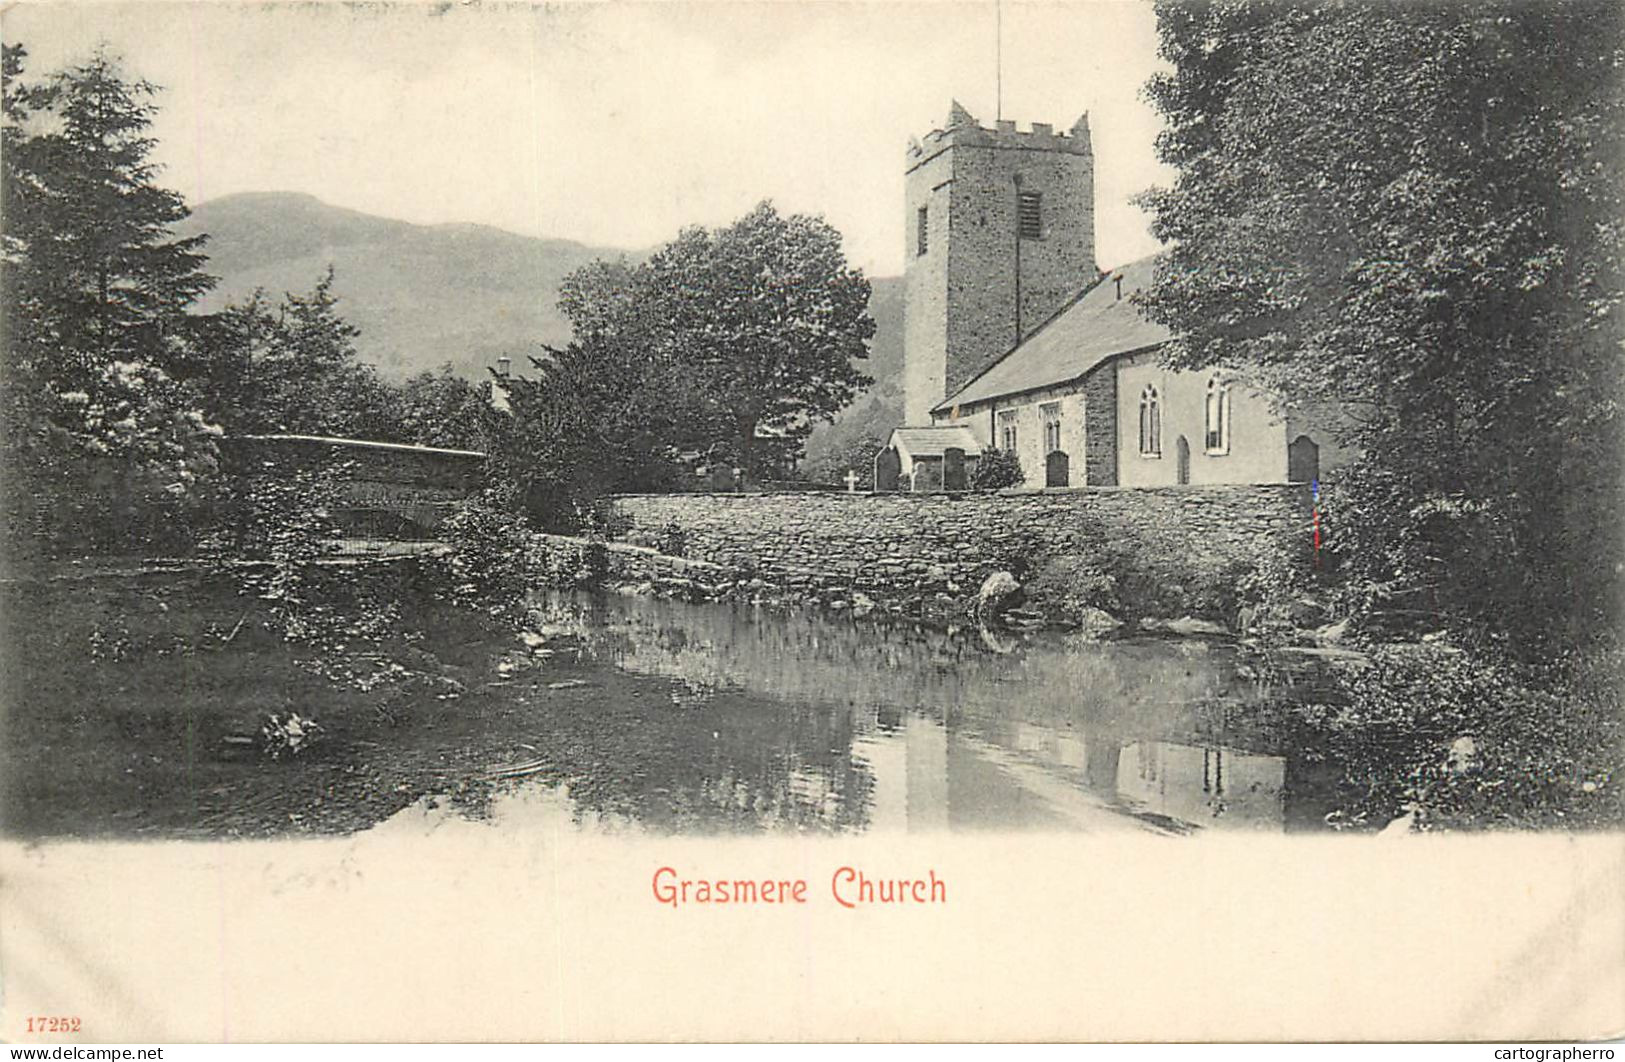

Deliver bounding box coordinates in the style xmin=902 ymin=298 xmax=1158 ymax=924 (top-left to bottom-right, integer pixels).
xmin=2 ymin=44 xmax=222 ymax=554
xmin=1135 ymin=0 xmax=1625 ymax=647
xmin=648 ymin=202 xmax=876 ymax=477
xmin=498 ymin=203 xmax=874 ymax=524
xmin=493 ymin=337 xmax=688 ymax=530
xmin=520 ymin=201 xmax=876 ymax=503
xmin=395 ymin=364 xmax=503 ymax=452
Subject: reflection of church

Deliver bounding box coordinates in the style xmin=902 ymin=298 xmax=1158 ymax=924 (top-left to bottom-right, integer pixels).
xmin=574 ymin=593 xmax=1310 ymax=833
xmin=880 ymin=102 xmax=1346 ymax=492
xmin=854 ymin=704 xmax=1292 ymax=834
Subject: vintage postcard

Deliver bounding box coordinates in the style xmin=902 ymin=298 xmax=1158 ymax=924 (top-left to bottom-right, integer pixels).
xmin=1 ymin=0 xmax=1621 ymax=1044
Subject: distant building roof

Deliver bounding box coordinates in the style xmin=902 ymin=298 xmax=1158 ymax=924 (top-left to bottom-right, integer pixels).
xmin=935 ymin=255 xmax=1172 ymax=411
xmin=887 ymin=425 xmax=984 ymax=459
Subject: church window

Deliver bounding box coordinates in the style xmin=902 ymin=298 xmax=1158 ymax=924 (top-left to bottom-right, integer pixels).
xmin=1041 ymin=403 xmax=1062 ymax=453
xmin=1205 ymin=377 xmax=1231 ymax=455
xmin=917 ymin=206 xmax=929 ymax=256
xmin=998 ymin=410 xmax=1019 ymax=452
xmin=1139 ymin=385 xmax=1161 ymax=456
xmin=1018 ymin=192 xmax=1042 ymax=239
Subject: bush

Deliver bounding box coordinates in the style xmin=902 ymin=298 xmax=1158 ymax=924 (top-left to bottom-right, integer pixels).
xmin=971 ymin=448 xmax=1024 ymax=490
xmin=1272 ymin=643 xmax=1624 ymax=831
xmin=437 ymin=497 xmax=536 ymax=617
xmin=1025 ymin=554 xmax=1120 ymax=622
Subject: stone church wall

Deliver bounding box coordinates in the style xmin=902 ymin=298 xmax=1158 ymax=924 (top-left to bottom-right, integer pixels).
xmin=609 ymin=485 xmax=1311 ymax=607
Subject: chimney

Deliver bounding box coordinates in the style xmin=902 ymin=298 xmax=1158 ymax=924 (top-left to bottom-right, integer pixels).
xmin=496 ymin=356 xmax=512 ymax=378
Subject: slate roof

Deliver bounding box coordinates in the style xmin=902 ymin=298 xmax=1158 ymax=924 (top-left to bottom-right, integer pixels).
xmin=887 ymin=425 xmax=984 ymax=458
xmin=934 ymin=255 xmax=1172 ymax=412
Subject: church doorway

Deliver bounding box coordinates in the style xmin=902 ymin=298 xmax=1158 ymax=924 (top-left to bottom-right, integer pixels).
xmin=1176 ymin=436 xmax=1190 ymax=485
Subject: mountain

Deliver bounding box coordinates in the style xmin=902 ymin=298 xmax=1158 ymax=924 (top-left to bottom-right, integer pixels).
xmin=179 ymin=192 xmax=636 ymax=380
xmin=180 ymin=191 xmax=904 ymax=461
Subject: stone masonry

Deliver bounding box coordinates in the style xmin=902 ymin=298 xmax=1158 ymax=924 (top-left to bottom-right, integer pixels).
xmin=903 ymin=103 xmax=1097 ymax=424
xmin=610 ymin=485 xmax=1311 ymax=605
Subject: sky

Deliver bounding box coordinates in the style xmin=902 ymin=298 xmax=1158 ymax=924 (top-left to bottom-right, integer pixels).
xmin=3 ymin=0 xmax=1176 ymax=276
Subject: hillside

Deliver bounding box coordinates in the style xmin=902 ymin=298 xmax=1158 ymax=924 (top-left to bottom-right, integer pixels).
xmin=179 ymin=192 xmax=637 ymax=379
xmin=179 ymin=191 xmax=904 ymax=461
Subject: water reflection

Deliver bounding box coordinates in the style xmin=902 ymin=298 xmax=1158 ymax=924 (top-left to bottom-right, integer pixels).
xmin=446 ymin=592 xmax=1331 ymax=837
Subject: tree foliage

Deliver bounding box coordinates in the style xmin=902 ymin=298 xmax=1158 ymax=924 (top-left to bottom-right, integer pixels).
xmin=2 ymin=44 xmax=223 ymax=555
xmin=645 ymin=202 xmax=876 ymax=474
xmin=394 ymin=364 xmax=503 ymax=452
xmin=498 ymin=201 xmax=876 ymax=526
xmin=200 ymin=268 xmax=409 ymax=441
xmin=1136 ymin=0 xmax=1625 ymax=646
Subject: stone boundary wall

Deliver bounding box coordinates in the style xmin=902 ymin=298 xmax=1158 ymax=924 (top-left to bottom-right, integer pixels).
xmin=609 ymin=485 xmax=1313 ymax=601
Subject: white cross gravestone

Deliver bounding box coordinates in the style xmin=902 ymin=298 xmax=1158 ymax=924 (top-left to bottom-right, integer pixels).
xmin=844 ymin=469 xmax=860 ymax=493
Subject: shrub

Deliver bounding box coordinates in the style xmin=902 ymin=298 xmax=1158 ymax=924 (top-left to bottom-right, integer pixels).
xmin=437 ymin=497 xmax=536 ymax=616
xmin=1025 ymin=554 xmax=1120 ymax=623
xmin=971 ymin=448 xmax=1024 ymax=490
xmin=1277 ymin=643 xmax=1624 ymax=831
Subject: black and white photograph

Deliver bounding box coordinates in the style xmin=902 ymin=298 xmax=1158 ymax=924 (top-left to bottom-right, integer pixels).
xmin=0 ymin=0 xmax=1621 ymax=1045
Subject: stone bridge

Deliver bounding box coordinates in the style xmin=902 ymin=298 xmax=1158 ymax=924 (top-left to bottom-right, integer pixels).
xmin=221 ymin=434 xmax=486 ymax=540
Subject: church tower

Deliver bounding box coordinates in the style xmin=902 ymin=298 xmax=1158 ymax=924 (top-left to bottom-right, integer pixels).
xmin=902 ymin=101 xmax=1097 ymax=425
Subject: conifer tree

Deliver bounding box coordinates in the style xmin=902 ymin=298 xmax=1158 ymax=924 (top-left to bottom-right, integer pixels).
xmin=2 ymin=44 xmax=221 ymax=553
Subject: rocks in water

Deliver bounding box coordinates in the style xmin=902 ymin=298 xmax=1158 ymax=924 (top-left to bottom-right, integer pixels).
xmin=1142 ymin=615 xmax=1229 ymax=637
xmin=975 ymin=571 xmax=1024 ymax=624
xmin=1074 ymin=607 xmax=1124 ymax=640
xmin=1001 ymin=607 xmax=1048 ymax=631
xmin=261 ymin=712 xmax=323 ymax=759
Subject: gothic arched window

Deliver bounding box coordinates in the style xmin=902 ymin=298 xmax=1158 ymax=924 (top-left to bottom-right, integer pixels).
xmin=1138 ymin=385 xmax=1161 ymax=456
xmin=1205 ymin=376 xmax=1231 ymax=455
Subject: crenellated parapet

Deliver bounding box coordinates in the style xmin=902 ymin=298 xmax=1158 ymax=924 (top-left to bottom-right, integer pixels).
xmin=907 ymin=100 xmax=1091 ymax=171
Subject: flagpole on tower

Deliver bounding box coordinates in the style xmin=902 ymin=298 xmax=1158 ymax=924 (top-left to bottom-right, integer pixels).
xmin=996 ymin=0 xmax=1003 ymax=121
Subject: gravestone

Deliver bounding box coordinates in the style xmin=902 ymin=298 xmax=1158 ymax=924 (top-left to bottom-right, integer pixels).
xmin=1045 ymin=450 xmax=1070 ymax=488
xmin=873 ymin=447 xmax=901 ymax=492
xmin=1288 ymin=434 xmax=1320 ymax=485
xmin=943 ymin=447 xmax=967 ymax=491
xmin=913 ymin=459 xmax=943 ymax=492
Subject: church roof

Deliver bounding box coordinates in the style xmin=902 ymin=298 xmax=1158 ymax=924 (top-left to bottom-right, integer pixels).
xmin=887 ymin=425 xmax=984 ymax=459
xmin=934 ymin=255 xmax=1172 ymax=411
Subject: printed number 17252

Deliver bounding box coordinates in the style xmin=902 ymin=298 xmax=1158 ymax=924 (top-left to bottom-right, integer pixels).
xmin=27 ymin=1016 xmax=82 ymax=1033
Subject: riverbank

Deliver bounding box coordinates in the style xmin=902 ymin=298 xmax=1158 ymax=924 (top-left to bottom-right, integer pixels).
xmin=6 ymin=542 xmax=1618 ymax=839
xmin=530 ymin=527 xmax=1622 ymax=833
xmin=0 ymin=558 xmax=1335 ymax=838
